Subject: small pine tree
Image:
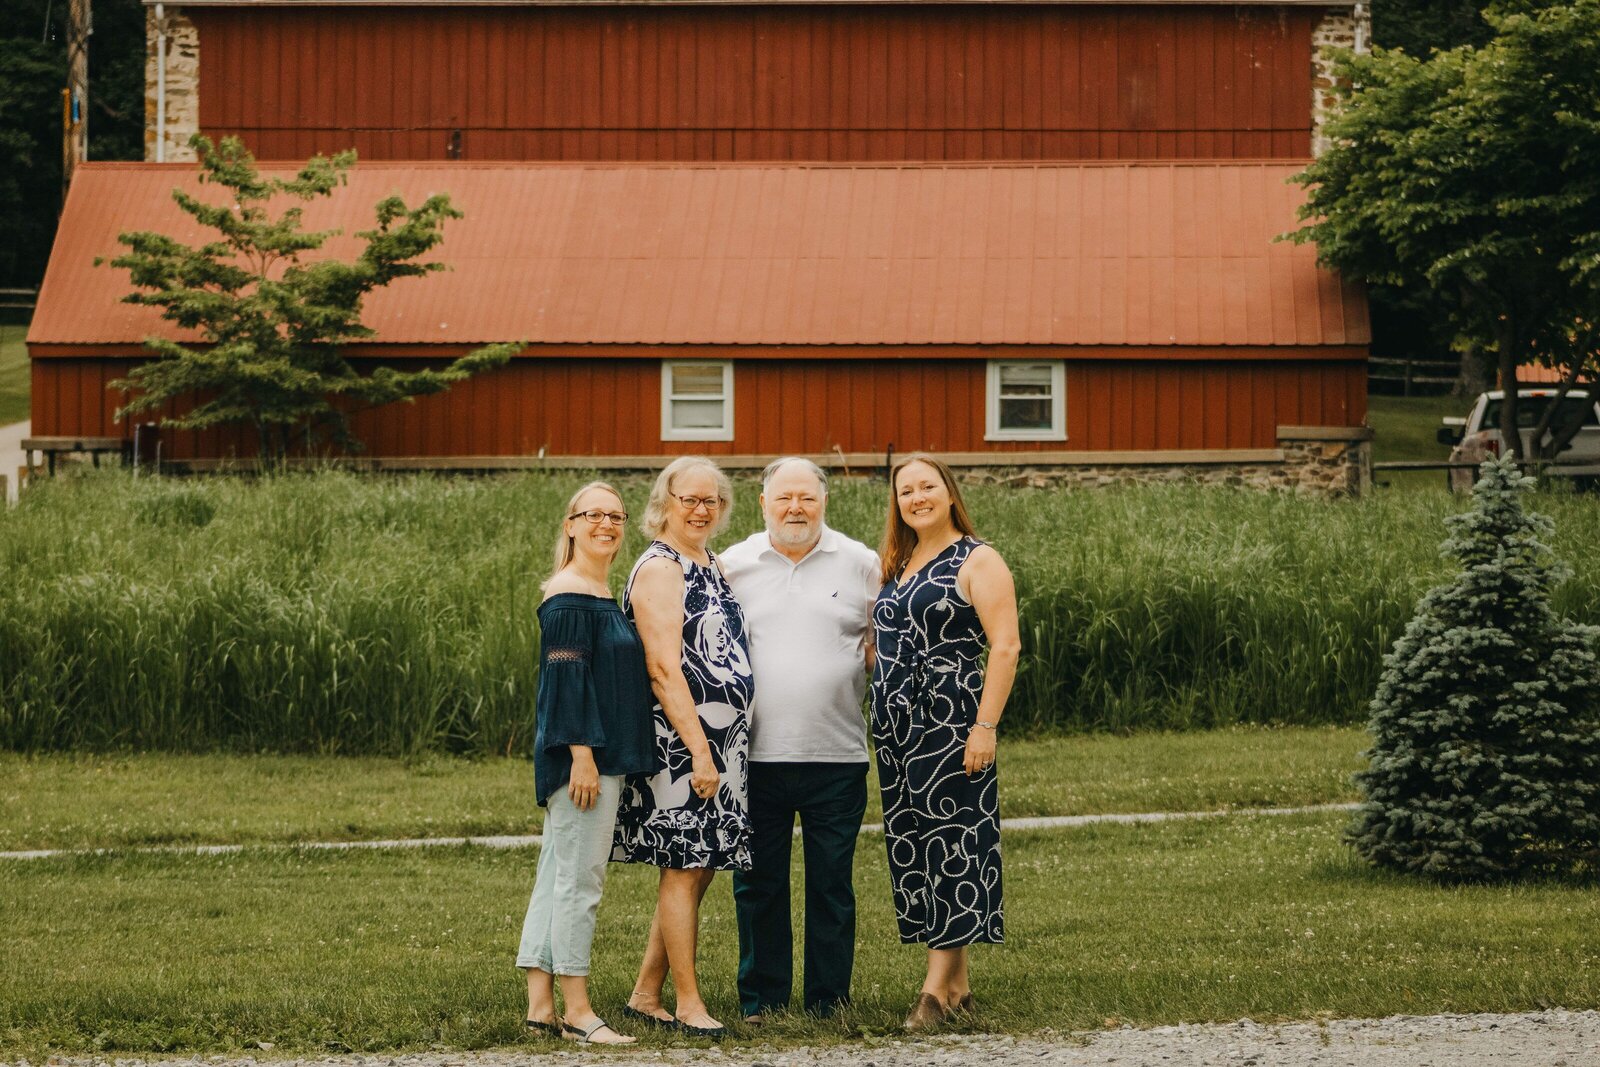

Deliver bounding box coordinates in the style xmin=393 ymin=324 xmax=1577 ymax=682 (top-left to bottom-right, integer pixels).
xmin=1350 ymin=455 xmax=1600 ymax=880
xmin=103 ymin=135 xmax=517 ymax=460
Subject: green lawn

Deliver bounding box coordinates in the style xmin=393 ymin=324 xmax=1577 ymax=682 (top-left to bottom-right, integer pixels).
xmin=0 ymin=322 xmax=28 ymax=426
xmin=4 ymin=731 xmax=1596 ymax=1056
xmin=0 ymin=726 xmax=1364 ymax=852
xmin=1367 ymin=393 xmax=1473 ymax=492
xmin=3 ymin=812 xmax=1595 ymax=1056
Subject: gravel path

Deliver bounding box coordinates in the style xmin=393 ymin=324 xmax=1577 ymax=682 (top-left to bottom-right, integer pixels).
xmin=8 ymin=1012 xmax=1598 ymax=1067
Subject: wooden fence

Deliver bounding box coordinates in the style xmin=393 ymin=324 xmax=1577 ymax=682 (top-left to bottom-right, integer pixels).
xmin=1368 ymin=355 xmax=1457 ymax=397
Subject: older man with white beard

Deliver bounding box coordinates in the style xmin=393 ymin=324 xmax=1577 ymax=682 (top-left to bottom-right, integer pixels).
xmin=719 ymin=456 xmax=880 ymax=1022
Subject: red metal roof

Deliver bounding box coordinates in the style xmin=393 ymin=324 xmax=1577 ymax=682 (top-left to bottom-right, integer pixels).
xmin=30 ymin=160 xmax=1368 ymax=351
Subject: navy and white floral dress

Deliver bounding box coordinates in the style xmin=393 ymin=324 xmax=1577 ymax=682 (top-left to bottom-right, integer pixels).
xmin=871 ymin=535 xmax=1003 ymax=948
xmin=612 ymin=540 xmax=755 ymax=871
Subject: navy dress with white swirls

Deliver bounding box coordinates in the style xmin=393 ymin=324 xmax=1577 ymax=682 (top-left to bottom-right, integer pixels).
xmin=612 ymin=541 xmax=755 ymax=871
xmin=871 ymin=536 xmax=1003 ymax=948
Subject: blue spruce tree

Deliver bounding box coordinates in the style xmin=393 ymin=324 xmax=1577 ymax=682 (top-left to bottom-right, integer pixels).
xmin=1350 ymin=455 xmax=1600 ymax=879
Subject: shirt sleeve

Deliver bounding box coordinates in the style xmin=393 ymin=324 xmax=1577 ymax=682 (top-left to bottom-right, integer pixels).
xmin=535 ymin=607 xmax=609 ymax=755
xmin=860 ymin=550 xmax=883 ymax=622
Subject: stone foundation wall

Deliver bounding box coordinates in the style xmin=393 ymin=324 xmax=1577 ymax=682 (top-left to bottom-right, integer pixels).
xmin=1312 ymin=4 xmax=1371 ymax=157
xmin=959 ymin=432 xmax=1374 ymax=497
xmin=145 ymin=6 xmax=199 ymax=162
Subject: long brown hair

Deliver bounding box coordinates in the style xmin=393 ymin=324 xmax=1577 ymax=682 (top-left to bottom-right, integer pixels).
xmin=544 ymin=481 xmax=626 ymax=592
xmin=878 ymin=453 xmax=979 ymax=585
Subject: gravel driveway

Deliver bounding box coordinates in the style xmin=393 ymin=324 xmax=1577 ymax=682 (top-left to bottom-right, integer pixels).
xmin=11 ymin=1011 xmax=1597 ymax=1067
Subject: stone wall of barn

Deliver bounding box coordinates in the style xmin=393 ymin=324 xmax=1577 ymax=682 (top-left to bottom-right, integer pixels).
xmin=961 ymin=428 xmax=1375 ymax=497
xmin=1312 ymin=3 xmax=1372 ymax=157
xmin=144 ymin=6 xmax=199 ymax=162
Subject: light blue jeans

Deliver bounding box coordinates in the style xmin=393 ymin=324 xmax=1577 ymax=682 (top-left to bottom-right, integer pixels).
xmin=516 ymin=773 xmax=623 ymax=976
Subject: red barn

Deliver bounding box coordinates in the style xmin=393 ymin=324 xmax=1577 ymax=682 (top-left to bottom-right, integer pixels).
xmin=28 ymin=0 xmax=1373 ymax=491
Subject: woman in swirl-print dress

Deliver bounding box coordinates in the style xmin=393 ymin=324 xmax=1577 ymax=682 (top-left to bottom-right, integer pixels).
xmin=612 ymin=456 xmax=753 ymax=1039
xmin=872 ymin=453 xmax=1021 ymax=1033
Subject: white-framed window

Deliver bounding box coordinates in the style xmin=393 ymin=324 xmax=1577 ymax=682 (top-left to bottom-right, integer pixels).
xmin=660 ymin=360 xmax=734 ymax=441
xmin=985 ymin=360 xmax=1066 ymax=441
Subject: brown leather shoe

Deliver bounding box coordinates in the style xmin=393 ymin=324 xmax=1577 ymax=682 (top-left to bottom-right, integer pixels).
xmin=903 ymin=992 xmax=947 ymax=1032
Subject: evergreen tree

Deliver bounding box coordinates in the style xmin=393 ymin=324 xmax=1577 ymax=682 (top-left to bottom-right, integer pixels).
xmin=1350 ymin=456 xmax=1600 ymax=880
xmin=105 ymin=135 xmax=516 ymax=459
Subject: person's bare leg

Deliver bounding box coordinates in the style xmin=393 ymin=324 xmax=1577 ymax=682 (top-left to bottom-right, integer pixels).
xmin=526 ymin=968 xmax=556 ymax=1026
xmin=944 ymin=948 xmax=972 ymax=1009
xmin=661 ymin=867 xmax=720 ymax=1029
xmin=921 ymin=947 xmax=962 ymax=1003
xmin=559 ymin=974 xmax=636 ymax=1044
xmin=627 ymin=878 xmax=673 ymax=1023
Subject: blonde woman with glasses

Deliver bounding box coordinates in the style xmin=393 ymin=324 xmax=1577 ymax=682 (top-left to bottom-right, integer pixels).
xmin=517 ymin=482 xmax=655 ymax=1045
xmin=612 ymin=456 xmax=753 ymax=1039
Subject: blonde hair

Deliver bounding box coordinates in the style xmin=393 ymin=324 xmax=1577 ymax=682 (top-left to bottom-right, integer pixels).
xmin=544 ymin=481 xmax=626 ymax=591
xmin=643 ymin=456 xmax=734 ymax=539
xmin=878 ymin=453 xmax=979 ymax=585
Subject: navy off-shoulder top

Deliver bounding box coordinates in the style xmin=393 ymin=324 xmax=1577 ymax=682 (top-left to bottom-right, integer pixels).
xmin=533 ymin=593 xmax=657 ymax=806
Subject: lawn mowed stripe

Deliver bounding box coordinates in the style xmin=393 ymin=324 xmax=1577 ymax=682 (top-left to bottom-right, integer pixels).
xmin=3 ymin=813 xmax=1594 ymax=1056
xmin=0 ymin=727 xmax=1365 ymax=851
xmin=0 ymin=322 xmax=28 ymax=427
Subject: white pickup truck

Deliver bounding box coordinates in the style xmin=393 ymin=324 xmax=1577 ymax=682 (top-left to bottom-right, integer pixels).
xmin=1437 ymin=388 xmax=1600 ymax=478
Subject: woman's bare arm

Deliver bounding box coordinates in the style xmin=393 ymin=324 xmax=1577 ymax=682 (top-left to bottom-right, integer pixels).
xmin=630 ymin=556 xmax=719 ymax=796
xmin=959 ymin=545 xmax=1021 ymax=773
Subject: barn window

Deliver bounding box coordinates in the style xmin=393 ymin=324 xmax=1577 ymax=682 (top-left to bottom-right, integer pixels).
xmin=986 ymin=361 xmax=1066 ymax=441
xmin=661 ymin=360 xmax=735 ymax=441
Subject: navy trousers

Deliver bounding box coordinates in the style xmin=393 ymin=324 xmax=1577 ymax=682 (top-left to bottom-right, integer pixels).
xmin=733 ymin=761 xmax=869 ymax=1016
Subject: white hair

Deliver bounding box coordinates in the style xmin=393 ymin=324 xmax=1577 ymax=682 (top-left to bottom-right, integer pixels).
xmin=760 ymin=456 xmax=829 ymax=495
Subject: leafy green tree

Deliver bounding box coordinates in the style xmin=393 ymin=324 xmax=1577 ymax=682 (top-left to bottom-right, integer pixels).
xmin=105 ymin=135 xmax=516 ymax=460
xmin=1289 ymin=0 xmax=1600 ymax=455
xmin=1350 ymin=455 xmax=1600 ymax=880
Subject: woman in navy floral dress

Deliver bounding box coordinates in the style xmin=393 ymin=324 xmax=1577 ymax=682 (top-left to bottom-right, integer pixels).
xmin=613 ymin=456 xmax=753 ymax=1038
xmin=872 ymin=453 xmax=1021 ymax=1033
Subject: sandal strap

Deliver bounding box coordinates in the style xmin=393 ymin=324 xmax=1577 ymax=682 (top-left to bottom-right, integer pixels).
xmin=563 ymin=1019 xmax=620 ymax=1042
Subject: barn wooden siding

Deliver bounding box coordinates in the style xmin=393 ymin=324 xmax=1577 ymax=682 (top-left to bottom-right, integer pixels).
xmin=34 ymin=356 xmax=1365 ymax=459
xmin=196 ymin=5 xmax=1316 ymax=163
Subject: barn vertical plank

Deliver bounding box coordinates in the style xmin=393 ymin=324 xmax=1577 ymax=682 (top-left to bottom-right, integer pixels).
xmin=616 ymin=11 xmax=639 ymax=136
xmin=1346 ymin=363 xmax=1368 ymax=427
xmin=821 ymin=12 xmax=842 ymax=146
xmin=983 ymin=14 xmax=1007 ymax=137
xmin=1155 ymin=9 xmax=1178 ymax=143
xmin=699 ymin=9 xmax=724 ymax=131
xmin=464 ymin=9 xmax=490 ymax=136
xmin=999 ymin=9 xmax=1023 ymax=135
xmin=597 ymin=14 xmax=619 ymax=134
xmin=638 ymin=12 xmax=660 ymax=142
xmin=1039 ymin=10 xmax=1062 ymax=145
xmin=1251 ymin=11 xmax=1276 ymax=138
xmin=676 ymin=16 xmax=697 ymax=137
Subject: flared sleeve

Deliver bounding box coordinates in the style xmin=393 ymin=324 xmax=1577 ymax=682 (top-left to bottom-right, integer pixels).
xmin=533 ymin=602 xmax=609 ymax=804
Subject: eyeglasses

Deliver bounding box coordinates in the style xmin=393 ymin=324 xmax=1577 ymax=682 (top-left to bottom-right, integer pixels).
xmin=675 ymin=495 xmax=722 ymax=512
xmin=569 ymin=509 xmax=628 ymax=525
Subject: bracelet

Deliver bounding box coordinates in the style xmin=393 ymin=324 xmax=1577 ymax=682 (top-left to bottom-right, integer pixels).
xmin=973 ymin=720 xmax=998 ymax=731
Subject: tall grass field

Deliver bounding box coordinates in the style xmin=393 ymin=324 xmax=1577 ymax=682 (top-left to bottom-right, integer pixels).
xmin=4 ymin=469 xmax=1600 ymax=752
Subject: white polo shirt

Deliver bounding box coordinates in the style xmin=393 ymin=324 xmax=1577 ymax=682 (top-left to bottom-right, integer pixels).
xmin=719 ymin=525 xmax=881 ymax=763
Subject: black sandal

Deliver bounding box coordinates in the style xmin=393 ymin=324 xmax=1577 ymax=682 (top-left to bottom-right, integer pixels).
xmin=620 ymin=1003 xmax=679 ymax=1030
xmin=524 ymin=1018 xmax=559 ymax=1036
xmin=674 ymin=1017 xmax=727 ymax=1039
